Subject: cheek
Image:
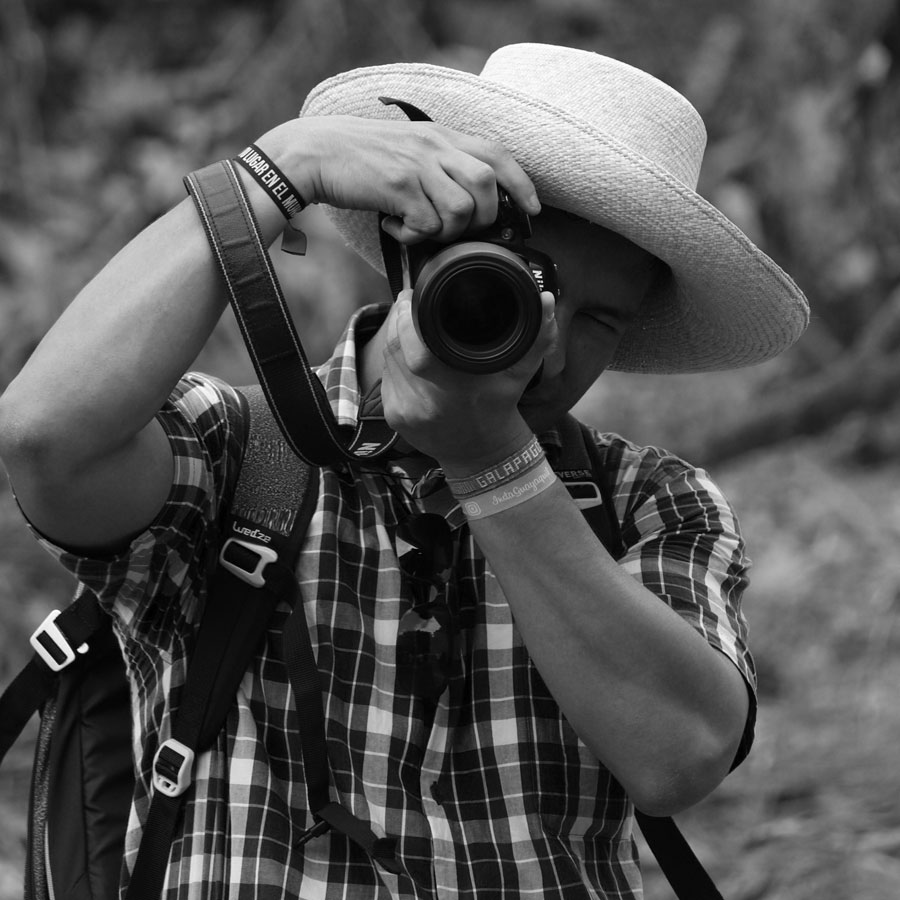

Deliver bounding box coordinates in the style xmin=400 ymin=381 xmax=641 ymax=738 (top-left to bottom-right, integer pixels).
xmin=568 ymin=323 xmax=622 ymax=383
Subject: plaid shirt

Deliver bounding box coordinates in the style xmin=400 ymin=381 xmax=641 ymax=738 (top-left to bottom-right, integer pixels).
xmin=33 ymin=305 xmax=754 ymax=900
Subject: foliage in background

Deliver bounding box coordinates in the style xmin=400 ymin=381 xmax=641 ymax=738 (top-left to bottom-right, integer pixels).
xmin=2 ymin=0 xmax=899 ymax=445
xmin=1 ymin=1 xmax=900 ymax=897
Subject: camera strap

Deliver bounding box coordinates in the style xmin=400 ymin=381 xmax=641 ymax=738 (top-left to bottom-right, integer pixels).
xmin=184 ymin=159 xmax=399 ymax=466
xmin=377 ymin=97 xmax=434 ymax=304
xmin=379 ymin=218 xmax=405 ymax=303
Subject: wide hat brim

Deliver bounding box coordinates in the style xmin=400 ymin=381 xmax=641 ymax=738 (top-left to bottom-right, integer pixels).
xmin=301 ymin=47 xmax=809 ymax=374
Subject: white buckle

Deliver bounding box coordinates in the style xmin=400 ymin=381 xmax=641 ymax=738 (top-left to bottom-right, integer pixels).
xmin=219 ymin=538 xmax=278 ymax=588
xmin=564 ymin=480 xmax=603 ymax=509
xmin=29 ymin=609 xmax=87 ymax=672
xmin=152 ymin=739 xmax=195 ymax=797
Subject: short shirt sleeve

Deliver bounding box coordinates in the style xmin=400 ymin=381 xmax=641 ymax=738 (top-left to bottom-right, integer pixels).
xmin=605 ymin=433 xmax=756 ymax=765
xmin=25 ymin=373 xmax=247 ymax=656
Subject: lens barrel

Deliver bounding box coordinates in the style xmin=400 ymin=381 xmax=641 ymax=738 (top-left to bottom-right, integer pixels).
xmin=411 ymin=242 xmax=543 ymax=373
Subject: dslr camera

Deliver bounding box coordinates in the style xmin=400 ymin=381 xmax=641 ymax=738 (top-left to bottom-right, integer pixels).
xmin=401 ymin=190 xmax=558 ymax=373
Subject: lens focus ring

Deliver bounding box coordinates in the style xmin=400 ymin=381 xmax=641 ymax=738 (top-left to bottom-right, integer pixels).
xmin=411 ymin=242 xmax=543 ymax=373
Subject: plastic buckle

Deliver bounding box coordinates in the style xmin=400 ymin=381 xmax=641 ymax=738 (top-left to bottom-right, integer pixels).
xmin=152 ymin=739 xmax=195 ymax=797
xmin=564 ymin=480 xmax=603 ymax=509
xmin=29 ymin=609 xmax=87 ymax=672
xmin=220 ymin=538 xmax=278 ymax=588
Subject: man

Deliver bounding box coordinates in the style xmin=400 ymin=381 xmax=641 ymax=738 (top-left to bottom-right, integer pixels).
xmin=0 ymin=43 xmax=807 ymax=899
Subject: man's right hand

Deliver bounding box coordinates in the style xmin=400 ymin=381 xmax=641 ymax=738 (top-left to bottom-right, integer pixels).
xmin=252 ymin=115 xmax=540 ymax=245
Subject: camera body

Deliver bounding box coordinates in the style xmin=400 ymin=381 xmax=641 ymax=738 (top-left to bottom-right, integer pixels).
xmin=401 ymin=191 xmax=559 ymax=373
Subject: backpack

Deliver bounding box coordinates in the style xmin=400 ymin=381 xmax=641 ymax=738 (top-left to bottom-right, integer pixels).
xmin=0 ymin=383 xmax=318 ymax=900
xmin=0 ymin=384 xmax=723 ymax=899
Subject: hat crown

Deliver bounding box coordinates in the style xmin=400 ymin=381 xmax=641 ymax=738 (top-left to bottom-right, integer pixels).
xmin=478 ymin=44 xmax=706 ymax=189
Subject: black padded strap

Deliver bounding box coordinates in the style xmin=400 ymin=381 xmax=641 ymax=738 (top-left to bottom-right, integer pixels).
xmin=125 ymin=559 xmax=289 ymax=900
xmin=126 ymin=387 xmax=320 ymax=900
xmin=183 ymin=160 xmax=397 ymax=466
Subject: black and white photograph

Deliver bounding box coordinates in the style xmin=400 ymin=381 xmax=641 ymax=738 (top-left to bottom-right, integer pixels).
xmin=1 ymin=1 xmax=898 ymax=898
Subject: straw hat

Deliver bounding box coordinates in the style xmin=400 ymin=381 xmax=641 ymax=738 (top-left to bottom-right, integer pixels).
xmin=300 ymin=43 xmax=809 ymax=374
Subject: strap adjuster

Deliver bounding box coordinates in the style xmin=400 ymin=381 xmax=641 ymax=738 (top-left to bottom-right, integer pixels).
xmin=219 ymin=538 xmax=278 ymax=588
xmin=29 ymin=609 xmax=88 ymax=672
xmin=152 ymin=738 xmax=195 ymax=797
xmin=563 ymin=480 xmax=603 ymax=509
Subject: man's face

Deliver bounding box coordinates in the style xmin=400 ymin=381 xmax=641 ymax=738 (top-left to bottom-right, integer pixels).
xmin=516 ymin=207 xmax=658 ymax=433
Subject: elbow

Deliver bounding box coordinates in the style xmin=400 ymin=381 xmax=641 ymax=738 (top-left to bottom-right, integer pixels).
xmin=629 ymin=774 xmax=719 ymax=819
xmin=0 ymin=389 xmax=33 ymax=467
xmin=626 ymin=726 xmax=741 ymax=818
xmin=0 ymin=387 xmax=70 ymax=483
xmin=629 ymin=669 xmax=751 ymax=817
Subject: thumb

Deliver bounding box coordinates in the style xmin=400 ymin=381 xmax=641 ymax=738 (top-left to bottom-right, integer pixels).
xmin=536 ymin=290 xmax=564 ymax=378
xmin=521 ymin=291 xmax=560 ymax=377
xmin=507 ymin=291 xmax=557 ymax=386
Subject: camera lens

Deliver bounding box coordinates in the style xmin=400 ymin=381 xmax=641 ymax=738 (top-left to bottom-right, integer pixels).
xmin=412 ymin=243 xmax=543 ymax=373
xmin=435 ymin=269 xmax=518 ymax=348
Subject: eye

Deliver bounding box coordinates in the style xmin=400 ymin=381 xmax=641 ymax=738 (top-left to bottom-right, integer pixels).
xmin=579 ymin=311 xmax=620 ymax=331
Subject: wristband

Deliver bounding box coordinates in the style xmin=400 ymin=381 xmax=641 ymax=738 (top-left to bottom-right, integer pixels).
xmin=234 ymin=144 xmax=306 ymax=219
xmin=445 ymin=435 xmax=544 ymax=498
xmin=457 ymin=459 xmax=557 ymax=519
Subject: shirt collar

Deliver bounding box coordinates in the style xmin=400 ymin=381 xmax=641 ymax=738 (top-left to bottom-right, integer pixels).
xmin=316 ymin=303 xmax=389 ymax=428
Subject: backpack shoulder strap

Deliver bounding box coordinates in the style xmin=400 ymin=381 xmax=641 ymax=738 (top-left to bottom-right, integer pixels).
xmin=125 ymin=384 xmax=319 ymax=900
xmin=554 ymin=414 xmax=625 ymax=560
xmin=226 ymin=384 xmax=319 ymax=538
xmin=0 ymin=590 xmax=108 ymax=768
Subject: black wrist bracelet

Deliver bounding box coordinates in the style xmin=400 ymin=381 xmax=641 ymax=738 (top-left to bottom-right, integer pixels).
xmin=234 ymin=144 xmax=306 ymax=219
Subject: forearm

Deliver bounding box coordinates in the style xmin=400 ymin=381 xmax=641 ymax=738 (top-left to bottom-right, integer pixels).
xmin=2 ymin=202 xmax=214 ymax=451
xmin=464 ymin=479 xmax=750 ymax=815
xmin=0 ymin=173 xmax=288 ymax=460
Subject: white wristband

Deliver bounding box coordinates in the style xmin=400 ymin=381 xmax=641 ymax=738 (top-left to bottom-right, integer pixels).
xmin=445 ymin=435 xmax=544 ymax=498
xmin=457 ymin=459 xmax=557 ymax=519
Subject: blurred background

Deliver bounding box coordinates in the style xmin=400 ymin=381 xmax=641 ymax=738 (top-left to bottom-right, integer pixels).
xmin=1 ymin=0 xmax=900 ymax=896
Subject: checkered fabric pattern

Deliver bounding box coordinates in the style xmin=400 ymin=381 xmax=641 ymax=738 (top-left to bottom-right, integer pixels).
xmin=31 ymin=306 xmax=754 ymax=900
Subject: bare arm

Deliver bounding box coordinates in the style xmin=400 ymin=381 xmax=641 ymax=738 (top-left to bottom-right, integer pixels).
xmin=0 ymin=116 xmax=540 ymax=550
xmin=377 ymin=293 xmax=751 ymax=816
xmin=459 ymin=482 xmax=750 ymax=817
xmin=0 ymin=197 xmax=234 ymax=549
